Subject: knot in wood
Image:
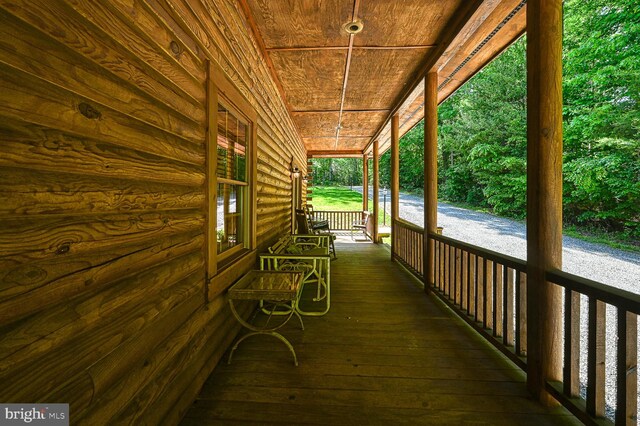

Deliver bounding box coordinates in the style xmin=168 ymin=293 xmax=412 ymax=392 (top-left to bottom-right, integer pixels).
xmin=170 ymin=40 xmax=182 ymax=56
xmin=56 ymin=243 xmax=71 ymax=255
xmin=78 ymin=102 xmax=102 ymax=119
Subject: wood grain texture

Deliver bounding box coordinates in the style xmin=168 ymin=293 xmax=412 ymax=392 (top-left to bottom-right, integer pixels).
xmin=292 ymin=110 xmax=386 ymax=138
xmin=0 ymin=0 xmax=305 ymax=423
xmin=0 ymin=0 xmax=205 ymax=119
xmin=182 ymin=240 xmax=581 ymax=425
xmin=0 ymin=168 xmax=203 ymax=217
xmin=345 ymin=49 xmax=426 ymax=111
xmin=0 ymin=10 xmax=205 ymax=142
xmin=356 ymin=0 xmax=464 ymax=47
xmin=245 ymin=0 xmax=350 ymax=48
xmin=304 ymin=137 xmax=370 ymax=151
xmin=0 ymin=65 xmax=205 ymax=166
xmin=270 ymin=49 xmax=345 ymax=111
xmin=526 ymin=0 xmax=564 ymax=404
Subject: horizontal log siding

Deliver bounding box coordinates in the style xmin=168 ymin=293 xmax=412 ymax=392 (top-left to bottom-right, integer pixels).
xmin=0 ymin=0 xmax=304 ymax=423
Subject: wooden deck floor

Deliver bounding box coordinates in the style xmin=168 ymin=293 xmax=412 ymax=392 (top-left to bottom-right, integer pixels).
xmin=181 ymin=239 xmax=580 ymax=425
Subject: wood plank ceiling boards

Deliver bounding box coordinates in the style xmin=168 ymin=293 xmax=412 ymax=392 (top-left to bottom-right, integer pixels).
xmin=242 ymin=0 xmax=527 ymax=158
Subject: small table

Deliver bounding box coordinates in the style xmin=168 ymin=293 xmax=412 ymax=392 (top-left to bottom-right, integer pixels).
xmin=227 ymin=270 xmax=304 ymax=366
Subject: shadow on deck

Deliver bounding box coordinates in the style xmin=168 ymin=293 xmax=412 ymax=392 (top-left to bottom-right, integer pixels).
xmin=181 ymin=238 xmax=580 ymax=425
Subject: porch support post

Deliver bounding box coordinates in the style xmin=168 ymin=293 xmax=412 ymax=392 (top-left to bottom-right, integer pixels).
xmin=423 ymin=72 xmax=438 ymax=292
xmin=362 ymin=153 xmax=369 ymax=212
xmin=526 ymin=0 xmax=563 ymax=404
xmin=372 ymin=140 xmax=380 ymax=243
xmin=390 ymin=114 xmax=399 ymax=257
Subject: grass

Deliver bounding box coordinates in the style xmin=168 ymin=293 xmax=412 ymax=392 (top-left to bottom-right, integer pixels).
xmin=310 ymin=186 xmax=391 ymax=228
xmin=563 ymin=225 xmax=640 ymax=254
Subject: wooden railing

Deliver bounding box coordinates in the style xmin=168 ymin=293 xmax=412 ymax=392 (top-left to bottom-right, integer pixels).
xmin=392 ymin=220 xmax=639 ymax=425
xmin=313 ymin=210 xmax=365 ymax=231
xmin=392 ymin=219 xmax=424 ymax=278
xmin=545 ymin=270 xmax=639 ymax=426
xmin=429 ymin=232 xmax=529 ymax=368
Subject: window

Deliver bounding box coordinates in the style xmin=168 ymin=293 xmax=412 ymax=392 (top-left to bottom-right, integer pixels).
xmin=216 ymin=103 xmax=248 ymax=257
xmin=207 ymin=62 xmax=256 ymax=276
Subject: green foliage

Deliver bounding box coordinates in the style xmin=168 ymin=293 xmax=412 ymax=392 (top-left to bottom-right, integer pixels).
xmin=434 ymin=0 xmax=639 ymax=238
xmin=438 ymin=37 xmax=528 ymax=218
xmin=312 ymin=158 xmax=362 ymax=187
xmin=564 ymin=138 xmax=640 ymax=237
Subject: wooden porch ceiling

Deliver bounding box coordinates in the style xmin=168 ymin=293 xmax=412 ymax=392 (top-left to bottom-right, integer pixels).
xmin=241 ymin=0 xmax=526 ymax=158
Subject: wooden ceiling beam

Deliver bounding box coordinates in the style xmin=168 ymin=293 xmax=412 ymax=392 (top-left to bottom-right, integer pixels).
xmin=308 ymin=150 xmax=363 ymax=158
xmin=304 ymin=135 xmax=374 ymax=139
xmin=334 ymin=0 xmax=361 ymax=150
xmin=266 ymin=45 xmax=435 ymax=52
xmin=291 ymin=108 xmax=390 ymax=114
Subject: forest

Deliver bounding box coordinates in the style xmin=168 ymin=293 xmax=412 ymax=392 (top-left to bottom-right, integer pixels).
xmin=311 ymin=0 xmax=639 ymax=242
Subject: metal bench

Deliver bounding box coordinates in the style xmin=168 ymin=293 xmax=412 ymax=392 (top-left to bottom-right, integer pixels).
xmin=259 ymin=234 xmax=331 ymax=316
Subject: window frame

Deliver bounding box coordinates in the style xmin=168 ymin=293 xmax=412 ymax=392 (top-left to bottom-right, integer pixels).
xmin=206 ymin=62 xmax=257 ymax=279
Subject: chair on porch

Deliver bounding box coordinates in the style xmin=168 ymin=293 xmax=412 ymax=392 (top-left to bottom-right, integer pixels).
xmin=295 ymin=209 xmax=336 ymax=260
xmin=351 ymin=211 xmax=371 ymax=240
xmin=303 ymin=204 xmax=330 ymax=232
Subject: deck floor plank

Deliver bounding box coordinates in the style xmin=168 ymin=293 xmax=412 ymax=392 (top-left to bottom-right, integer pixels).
xmin=181 ymin=240 xmax=580 ymax=425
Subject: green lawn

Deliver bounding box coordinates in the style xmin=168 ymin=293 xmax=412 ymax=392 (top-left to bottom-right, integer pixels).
xmin=309 ymin=186 xmax=391 ymax=226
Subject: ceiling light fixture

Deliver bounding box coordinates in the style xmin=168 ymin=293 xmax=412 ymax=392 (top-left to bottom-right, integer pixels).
xmin=343 ymin=19 xmax=364 ymax=35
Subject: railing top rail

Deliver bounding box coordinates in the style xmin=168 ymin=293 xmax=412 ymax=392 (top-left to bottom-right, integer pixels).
xmin=393 ymin=218 xmax=424 ymax=234
xmin=314 ymin=210 xmax=365 ymax=214
xmin=547 ymin=269 xmax=640 ymax=314
xmin=428 ymin=232 xmax=527 ymax=271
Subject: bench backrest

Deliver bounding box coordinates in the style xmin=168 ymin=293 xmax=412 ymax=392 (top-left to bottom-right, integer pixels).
xmin=268 ymin=235 xmax=292 ymax=254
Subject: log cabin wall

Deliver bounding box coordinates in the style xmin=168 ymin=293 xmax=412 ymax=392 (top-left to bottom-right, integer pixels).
xmin=0 ymin=0 xmax=305 ymax=423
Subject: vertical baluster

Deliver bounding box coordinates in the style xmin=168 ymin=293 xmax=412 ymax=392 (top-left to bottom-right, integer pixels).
xmin=452 ymin=247 xmax=457 ymax=302
xmin=447 ymin=246 xmax=456 ymax=300
xmin=615 ymin=310 xmax=637 ymax=426
xmin=587 ymin=298 xmax=606 ymax=417
xmin=563 ymin=289 xmax=581 ymax=397
xmin=484 ymin=258 xmax=491 ymax=329
xmin=469 ymin=253 xmax=476 ymax=317
xmin=455 ymin=248 xmax=462 ymax=306
xmin=413 ymin=231 xmax=417 ymax=273
xmin=438 ymin=241 xmax=444 ymax=289
xmin=437 ymin=239 xmax=442 ymax=290
xmin=419 ymin=234 xmax=423 ymax=275
xmin=449 ymin=245 xmax=455 ymax=299
xmin=444 ymin=244 xmax=449 ymax=296
xmin=443 ymin=243 xmax=449 ymax=293
xmin=494 ymin=263 xmax=503 ymax=338
xmin=476 ymin=256 xmax=484 ymax=323
xmin=435 ymin=240 xmax=440 ymax=289
xmin=415 ymin=232 xmax=419 ymax=275
xmin=515 ymin=271 xmax=528 ymax=356
xmin=461 ymin=251 xmax=468 ymax=311
xmin=503 ymin=266 xmax=514 ymax=346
